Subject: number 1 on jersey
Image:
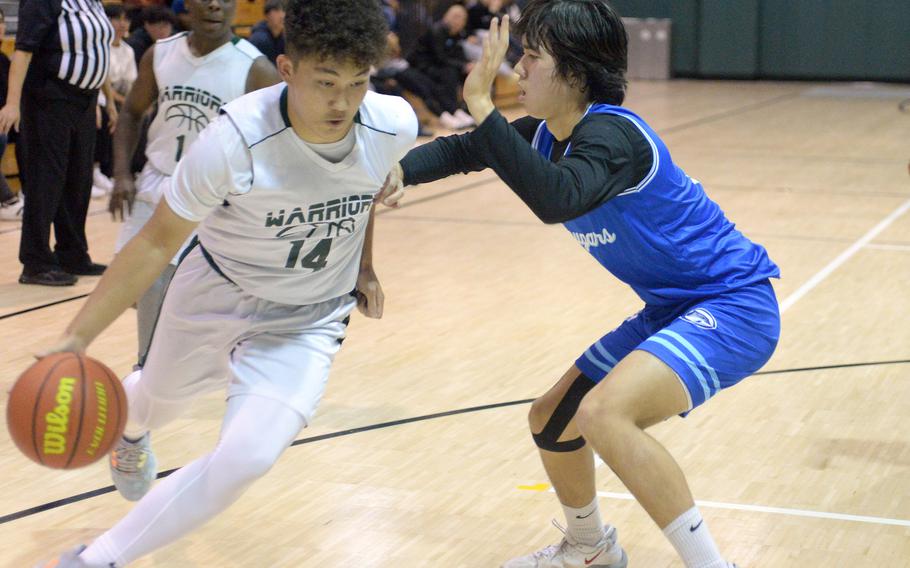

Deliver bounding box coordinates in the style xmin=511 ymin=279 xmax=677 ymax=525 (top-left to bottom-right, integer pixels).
xmin=175 ymin=134 xmax=186 ymax=162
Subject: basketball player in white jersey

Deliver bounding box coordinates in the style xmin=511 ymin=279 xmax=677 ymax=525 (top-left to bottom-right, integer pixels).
xmin=37 ymin=0 xmax=417 ymax=565
xmin=109 ymin=0 xmax=280 ymax=364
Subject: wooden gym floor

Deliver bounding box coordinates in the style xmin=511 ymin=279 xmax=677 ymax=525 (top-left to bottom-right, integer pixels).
xmin=1 ymin=80 xmax=909 ymax=567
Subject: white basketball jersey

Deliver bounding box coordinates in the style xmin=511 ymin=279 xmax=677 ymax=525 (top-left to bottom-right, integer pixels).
xmin=145 ymin=33 xmax=261 ymax=176
xmin=165 ymin=84 xmax=419 ymax=305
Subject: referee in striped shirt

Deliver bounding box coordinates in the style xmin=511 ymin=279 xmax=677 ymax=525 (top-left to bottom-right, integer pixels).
xmin=0 ymin=0 xmax=117 ymax=286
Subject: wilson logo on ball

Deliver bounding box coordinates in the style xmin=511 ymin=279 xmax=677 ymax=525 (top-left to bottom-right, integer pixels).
xmin=43 ymin=376 xmax=76 ymax=456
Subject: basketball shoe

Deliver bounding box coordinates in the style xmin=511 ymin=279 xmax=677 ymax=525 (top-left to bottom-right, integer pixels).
xmin=502 ymin=520 xmax=628 ymax=568
xmin=110 ymin=432 xmax=157 ymax=501
xmin=34 ymin=544 xmax=90 ymax=567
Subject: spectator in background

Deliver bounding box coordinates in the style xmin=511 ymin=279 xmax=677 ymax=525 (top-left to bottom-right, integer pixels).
xmin=381 ymin=0 xmax=400 ymax=33
xmin=407 ymin=4 xmax=475 ymax=130
xmin=0 ymin=7 xmax=22 ymax=223
xmin=170 ymin=0 xmax=192 ymax=31
xmin=467 ymin=0 xmax=503 ymax=32
xmin=247 ymin=0 xmax=285 ymax=66
xmin=0 ymin=0 xmax=117 ymax=286
xmin=463 ymin=0 xmax=522 ymax=71
xmin=93 ymin=3 xmax=139 ymax=198
xmin=371 ymin=32 xmax=435 ymax=137
xmin=126 ymin=6 xmax=177 ymax=66
xmin=106 ymin=4 xmax=139 ymax=103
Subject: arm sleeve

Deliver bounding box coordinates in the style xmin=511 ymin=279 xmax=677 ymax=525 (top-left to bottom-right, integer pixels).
xmin=464 ymin=110 xmax=647 ymax=224
xmin=164 ymin=116 xmax=253 ymax=222
xmin=400 ymin=115 xmax=541 ymax=186
xmin=15 ymin=0 xmax=59 ymax=52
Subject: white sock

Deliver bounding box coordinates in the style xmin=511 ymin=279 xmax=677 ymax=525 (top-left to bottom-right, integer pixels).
xmin=563 ymin=497 xmax=605 ymax=546
xmin=662 ymin=506 xmax=731 ymax=568
xmin=120 ymin=371 xmax=148 ymax=441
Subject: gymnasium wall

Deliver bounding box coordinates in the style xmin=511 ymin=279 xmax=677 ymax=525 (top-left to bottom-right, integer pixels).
xmin=609 ymin=0 xmax=910 ymax=81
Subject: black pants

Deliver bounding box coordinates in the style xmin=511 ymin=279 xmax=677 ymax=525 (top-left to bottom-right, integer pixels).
xmin=0 ymin=134 xmax=15 ymax=202
xmin=18 ymin=91 xmax=97 ymax=272
xmin=95 ymin=106 xmax=113 ymax=178
xmin=415 ymin=65 xmax=463 ymax=115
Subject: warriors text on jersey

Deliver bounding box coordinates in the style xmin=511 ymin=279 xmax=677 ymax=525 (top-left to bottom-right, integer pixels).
xmin=165 ymin=84 xmax=419 ymax=305
xmin=145 ymin=33 xmax=261 ymax=177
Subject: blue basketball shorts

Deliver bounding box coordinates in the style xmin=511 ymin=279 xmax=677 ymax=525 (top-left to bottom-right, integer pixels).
xmin=574 ymin=279 xmax=780 ymax=413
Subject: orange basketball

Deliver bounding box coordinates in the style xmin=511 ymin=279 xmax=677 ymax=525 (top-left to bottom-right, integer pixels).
xmin=6 ymin=353 xmax=127 ymax=469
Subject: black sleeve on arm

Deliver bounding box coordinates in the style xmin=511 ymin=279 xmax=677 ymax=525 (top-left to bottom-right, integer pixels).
xmin=468 ymin=110 xmax=647 ymax=224
xmin=400 ymin=132 xmax=487 ymax=186
xmin=15 ymin=0 xmax=59 ymax=52
xmin=399 ymin=116 xmax=542 ymax=186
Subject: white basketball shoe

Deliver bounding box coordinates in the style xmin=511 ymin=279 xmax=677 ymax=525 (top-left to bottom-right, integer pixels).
xmin=109 ymin=432 xmax=157 ymax=501
xmin=502 ymin=520 xmax=628 ymax=568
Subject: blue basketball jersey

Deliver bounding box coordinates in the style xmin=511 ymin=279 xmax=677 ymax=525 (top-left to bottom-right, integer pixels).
xmin=532 ymin=104 xmax=780 ymax=306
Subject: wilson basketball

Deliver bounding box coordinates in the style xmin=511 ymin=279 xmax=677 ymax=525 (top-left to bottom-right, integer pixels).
xmin=6 ymin=353 xmax=127 ymax=469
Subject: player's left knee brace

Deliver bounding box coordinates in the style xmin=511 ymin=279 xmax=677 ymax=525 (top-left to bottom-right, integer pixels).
xmin=531 ymin=372 xmax=597 ymax=452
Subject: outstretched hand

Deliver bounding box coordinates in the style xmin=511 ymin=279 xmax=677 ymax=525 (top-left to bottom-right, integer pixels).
xmin=463 ymin=16 xmax=510 ymax=125
xmin=375 ymin=163 xmax=405 ymax=208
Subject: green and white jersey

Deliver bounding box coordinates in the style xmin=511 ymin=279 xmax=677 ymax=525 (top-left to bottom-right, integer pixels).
xmin=145 ymin=33 xmax=260 ymax=181
xmin=165 ymin=84 xmax=419 ymax=305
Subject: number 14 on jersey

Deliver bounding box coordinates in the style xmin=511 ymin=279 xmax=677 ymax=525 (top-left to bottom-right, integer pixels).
xmin=285 ymin=238 xmax=332 ymax=271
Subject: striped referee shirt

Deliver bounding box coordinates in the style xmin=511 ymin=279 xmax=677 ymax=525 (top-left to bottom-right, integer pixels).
xmin=16 ymin=0 xmax=114 ymax=93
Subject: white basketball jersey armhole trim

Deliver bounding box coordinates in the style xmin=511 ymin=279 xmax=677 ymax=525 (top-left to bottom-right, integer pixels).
xmin=229 ymin=37 xmax=264 ymax=62
xmin=221 ymin=112 xmax=259 ymax=194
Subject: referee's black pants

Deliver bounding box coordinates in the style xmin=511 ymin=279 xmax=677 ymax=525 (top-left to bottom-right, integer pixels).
xmin=18 ymin=91 xmax=97 ymax=273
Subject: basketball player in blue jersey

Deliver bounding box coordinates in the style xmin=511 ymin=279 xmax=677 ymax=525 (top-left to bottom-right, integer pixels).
xmin=36 ymin=0 xmax=418 ymax=566
xmin=380 ymin=1 xmax=780 ymax=567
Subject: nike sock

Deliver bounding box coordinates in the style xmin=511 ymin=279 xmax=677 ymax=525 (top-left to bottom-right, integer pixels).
xmin=662 ymin=506 xmax=730 ymax=568
xmin=563 ymin=497 xmax=605 ymax=546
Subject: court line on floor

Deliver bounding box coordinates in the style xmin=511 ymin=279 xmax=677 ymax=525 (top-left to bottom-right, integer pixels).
xmin=658 ymin=93 xmax=801 ymax=135
xmin=0 ymin=294 xmax=90 ymax=321
xmin=709 ymin=183 xmax=910 ymax=199
xmin=778 ymin=197 xmax=910 ymax=313
xmin=864 ymin=243 xmax=910 ymax=252
xmin=524 ymin=488 xmax=910 ymax=528
xmin=0 ymin=207 xmax=109 ymax=236
xmin=2 ymin=357 xmax=908 ymax=526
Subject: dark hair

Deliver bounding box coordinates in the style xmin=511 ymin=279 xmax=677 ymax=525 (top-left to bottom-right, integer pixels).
xmin=143 ymin=6 xmax=177 ymax=26
xmin=104 ymin=3 xmax=125 ymax=20
xmin=515 ymin=0 xmax=628 ymax=105
xmin=264 ymin=0 xmax=285 ymax=15
xmin=284 ymin=0 xmax=388 ymax=67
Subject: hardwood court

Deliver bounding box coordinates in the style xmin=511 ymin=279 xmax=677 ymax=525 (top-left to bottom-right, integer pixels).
xmin=1 ymin=80 xmax=909 ymax=567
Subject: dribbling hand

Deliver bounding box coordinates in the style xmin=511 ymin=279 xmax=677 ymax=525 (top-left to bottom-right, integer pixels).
xmin=35 ymin=334 xmax=87 ymax=360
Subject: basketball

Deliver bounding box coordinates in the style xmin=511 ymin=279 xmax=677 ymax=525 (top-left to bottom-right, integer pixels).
xmin=6 ymin=353 xmax=127 ymax=469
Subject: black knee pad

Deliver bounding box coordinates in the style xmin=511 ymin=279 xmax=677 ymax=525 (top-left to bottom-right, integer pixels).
xmin=532 ymin=372 xmax=597 ymax=452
